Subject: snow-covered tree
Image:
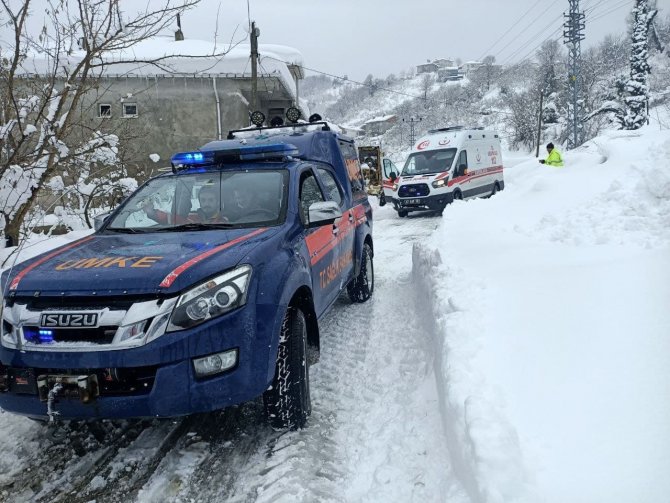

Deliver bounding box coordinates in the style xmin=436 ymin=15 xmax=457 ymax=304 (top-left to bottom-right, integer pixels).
xmin=0 ymin=0 xmax=219 ymax=247
xmin=624 ymin=0 xmax=658 ymax=129
xmin=535 ymin=40 xmax=564 ymax=127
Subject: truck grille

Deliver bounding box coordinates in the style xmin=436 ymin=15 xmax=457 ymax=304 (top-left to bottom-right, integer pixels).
xmin=23 ymin=326 xmax=120 ymax=345
xmin=20 ymin=296 xmax=151 ymax=312
xmin=399 ymin=183 xmax=430 ymax=197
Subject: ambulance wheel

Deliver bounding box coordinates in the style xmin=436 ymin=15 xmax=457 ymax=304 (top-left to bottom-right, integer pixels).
xmin=379 ymin=192 xmax=386 ymax=206
xmin=490 ymin=182 xmax=499 ymax=197
xmin=348 ymin=243 xmax=374 ymax=303
xmin=263 ymin=307 xmax=311 ymax=430
xmin=398 ymin=209 xmax=408 ymax=218
xmin=452 ymin=190 xmax=462 ymax=202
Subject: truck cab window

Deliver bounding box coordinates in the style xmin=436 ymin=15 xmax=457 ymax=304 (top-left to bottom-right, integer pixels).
xmin=299 ymin=170 xmax=325 ymax=223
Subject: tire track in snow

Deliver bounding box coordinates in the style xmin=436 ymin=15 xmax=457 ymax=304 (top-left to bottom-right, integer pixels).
xmin=68 ymin=417 xmax=192 ymax=503
xmin=196 ymin=210 xmax=468 ymax=502
xmin=0 ymin=420 xmax=144 ymax=503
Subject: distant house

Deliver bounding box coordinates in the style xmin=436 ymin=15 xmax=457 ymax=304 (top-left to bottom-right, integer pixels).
xmin=416 ymin=63 xmax=439 ymax=74
xmin=433 ymin=58 xmax=455 ymax=68
xmin=23 ymin=36 xmax=306 ymax=173
xmin=362 ymin=115 xmax=397 ymax=135
xmin=340 ymin=124 xmax=363 ymax=138
xmin=437 ymin=66 xmax=462 ymax=82
xmin=461 ymin=61 xmax=484 ymax=76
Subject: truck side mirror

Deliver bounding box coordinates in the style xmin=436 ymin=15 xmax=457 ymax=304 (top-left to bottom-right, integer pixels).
xmin=307 ymin=201 xmax=342 ymax=228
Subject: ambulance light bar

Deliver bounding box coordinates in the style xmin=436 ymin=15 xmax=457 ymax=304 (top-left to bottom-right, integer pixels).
xmin=171 ymin=144 xmax=299 ymax=171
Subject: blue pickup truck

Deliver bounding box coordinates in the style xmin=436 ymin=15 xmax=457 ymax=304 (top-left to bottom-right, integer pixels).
xmin=0 ymin=120 xmax=373 ymax=429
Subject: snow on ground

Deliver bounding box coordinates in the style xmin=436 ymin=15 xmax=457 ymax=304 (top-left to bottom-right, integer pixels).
xmin=413 ymin=127 xmax=670 ymax=502
xmin=0 ymin=128 xmax=668 ymax=502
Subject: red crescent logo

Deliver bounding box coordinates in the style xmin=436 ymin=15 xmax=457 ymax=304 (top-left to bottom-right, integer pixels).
xmin=438 ymin=138 xmax=451 ymax=145
xmin=417 ymin=140 xmax=430 ymax=150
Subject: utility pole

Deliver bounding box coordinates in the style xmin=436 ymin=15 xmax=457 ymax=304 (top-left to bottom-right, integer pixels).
xmin=563 ymin=0 xmax=585 ymax=149
xmin=403 ymin=117 xmax=422 ymax=147
xmin=250 ymin=21 xmax=260 ymax=114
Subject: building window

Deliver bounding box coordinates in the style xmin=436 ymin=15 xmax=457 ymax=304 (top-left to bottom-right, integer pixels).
xmin=98 ymin=104 xmax=112 ymax=118
xmin=122 ymin=103 xmax=138 ymax=118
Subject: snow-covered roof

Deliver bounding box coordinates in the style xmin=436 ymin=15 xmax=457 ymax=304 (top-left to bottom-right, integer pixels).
xmin=364 ymin=115 xmax=396 ymax=125
xmin=20 ymin=37 xmax=304 ymax=99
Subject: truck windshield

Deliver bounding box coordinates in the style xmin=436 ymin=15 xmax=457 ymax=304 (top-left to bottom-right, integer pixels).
xmin=401 ymin=149 xmax=457 ymax=176
xmin=107 ymin=169 xmax=288 ymax=231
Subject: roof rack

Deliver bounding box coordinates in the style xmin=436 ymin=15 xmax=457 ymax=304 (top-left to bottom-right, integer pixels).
xmin=227 ymin=121 xmax=331 ymax=139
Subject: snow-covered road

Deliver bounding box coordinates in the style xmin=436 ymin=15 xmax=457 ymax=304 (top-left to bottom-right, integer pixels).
xmin=0 ymin=206 xmax=468 ymax=503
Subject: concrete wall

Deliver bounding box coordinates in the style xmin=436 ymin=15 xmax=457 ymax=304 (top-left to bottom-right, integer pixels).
xmin=78 ymin=74 xmax=295 ymax=177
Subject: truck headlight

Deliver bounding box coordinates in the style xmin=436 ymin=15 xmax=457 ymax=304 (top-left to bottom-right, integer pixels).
xmin=167 ymin=265 xmax=252 ymax=332
xmin=0 ymin=288 xmax=18 ymax=347
xmin=432 ymin=178 xmax=448 ymax=189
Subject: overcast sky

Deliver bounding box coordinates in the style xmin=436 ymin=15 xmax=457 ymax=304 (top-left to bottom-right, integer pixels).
xmin=175 ymin=0 xmax=670 ymax=81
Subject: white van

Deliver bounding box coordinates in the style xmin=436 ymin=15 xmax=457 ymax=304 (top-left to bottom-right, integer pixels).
xmin=390 ymin=126 xmax=504 ymax=217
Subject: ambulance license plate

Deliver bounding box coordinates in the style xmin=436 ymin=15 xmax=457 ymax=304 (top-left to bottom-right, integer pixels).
xmin=402 ymin=198 xmax=423 ymax=205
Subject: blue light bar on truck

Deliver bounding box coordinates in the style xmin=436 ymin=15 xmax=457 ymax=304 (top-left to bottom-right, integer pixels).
xmin=171 ymin=143 xmax=300 ymax=170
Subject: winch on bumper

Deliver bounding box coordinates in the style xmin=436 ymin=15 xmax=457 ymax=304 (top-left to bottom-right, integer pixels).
xmin=0 ymin=298 xmax=283 ymax=419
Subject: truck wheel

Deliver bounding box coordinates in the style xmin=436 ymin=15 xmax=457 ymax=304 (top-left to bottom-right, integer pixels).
xmin=347 ymin=243 xmax=374 ymax=303
xmin=379 ymin=192 xmax=386 ymax=206
xmin=263 ymin=307 xmax=311 ymax=430
xmin=452 ymin=191 xmax=462 ymax=202
xmin=398 ymin=209 xmax=408 ymax=218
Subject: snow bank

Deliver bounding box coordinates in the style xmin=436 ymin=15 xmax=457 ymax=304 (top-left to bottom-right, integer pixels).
xmin=412 ymin=127 xmax=670 ymax=502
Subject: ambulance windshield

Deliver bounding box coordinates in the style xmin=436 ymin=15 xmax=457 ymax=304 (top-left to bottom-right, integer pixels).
xmin=401 ymin=148 xmax=457 ymax=176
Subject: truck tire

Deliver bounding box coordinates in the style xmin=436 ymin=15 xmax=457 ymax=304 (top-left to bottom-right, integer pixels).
xmin=347 ymin=243 xmax=374 ymax=303
xmin=263 ymin=307 xmax=311 ymax=430
xmin=398 ymin=209 xmax=408 ymax=218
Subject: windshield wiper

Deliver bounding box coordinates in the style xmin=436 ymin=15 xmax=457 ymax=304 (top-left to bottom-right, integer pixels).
xmin=152 ymin=222 xmax=237 ymax=232
xmin=105 ymin=227 xmax=151 ymax=234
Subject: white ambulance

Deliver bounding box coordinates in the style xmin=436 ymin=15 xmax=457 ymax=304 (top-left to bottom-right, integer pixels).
xmin=390 ymin=126 xmax=504 ymax=217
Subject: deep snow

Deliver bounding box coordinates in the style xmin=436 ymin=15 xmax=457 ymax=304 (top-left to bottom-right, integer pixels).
xmin=0 ymin=127 xmax=668 ymax=502
xmin=414 ymin=127 xmax=670 ymax=502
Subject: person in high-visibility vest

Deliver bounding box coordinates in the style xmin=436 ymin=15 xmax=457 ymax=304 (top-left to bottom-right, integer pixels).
xmin=539 ymin=142 xmax=564 ymax=167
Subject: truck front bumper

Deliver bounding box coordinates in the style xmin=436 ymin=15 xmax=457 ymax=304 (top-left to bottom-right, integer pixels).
xmin=0 ymin=302 xmax=283 ymax=419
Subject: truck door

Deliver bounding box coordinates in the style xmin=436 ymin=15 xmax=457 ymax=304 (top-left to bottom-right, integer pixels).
xmin=300 ymin=168 xmax=342 ymax=315
xmin=315 ymin=166 xmax=354 ymax=287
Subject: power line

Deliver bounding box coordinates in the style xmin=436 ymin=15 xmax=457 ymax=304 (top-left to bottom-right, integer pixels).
xmin=477 ymin=0 xmax=546 ymax=61
xmin=589 ymin=0 xmax=633 ymax=23
xmin=491 ymin=1 xmax=563 ymax=62
xmin=497 ymin=8 xmax=566 ymax=65
xmin=263 ymin=55 xmax=444 ymax=105
xmin=500 ymin=18 xmax=564 ymax=66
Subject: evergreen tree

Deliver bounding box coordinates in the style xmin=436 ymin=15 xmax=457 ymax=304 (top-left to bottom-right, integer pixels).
xmin=624 ymin=0 xmax=657 ymax=129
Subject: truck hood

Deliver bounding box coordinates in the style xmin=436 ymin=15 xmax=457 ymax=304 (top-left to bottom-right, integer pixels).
xmin=3 ymin=228 xmax=277 ymax=297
